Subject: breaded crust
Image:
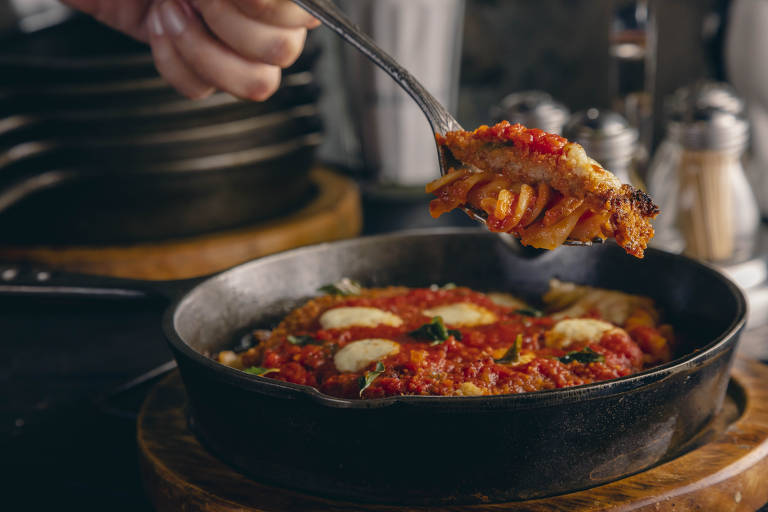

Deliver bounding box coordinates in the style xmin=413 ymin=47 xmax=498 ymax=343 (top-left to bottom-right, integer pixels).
xmin=436 ymin=121 xmax=659 ymax=257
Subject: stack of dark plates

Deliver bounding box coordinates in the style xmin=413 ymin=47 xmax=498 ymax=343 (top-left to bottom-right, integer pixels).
xmin=0 ymin=16 xmax=322 ymax=245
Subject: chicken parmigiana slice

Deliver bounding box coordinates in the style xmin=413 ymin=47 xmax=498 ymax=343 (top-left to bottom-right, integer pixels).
xmin=426 ymin=121 xmax=659 ymax=258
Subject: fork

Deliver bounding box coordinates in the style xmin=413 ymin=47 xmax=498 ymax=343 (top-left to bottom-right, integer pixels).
xmin=292 ymin=0 xmax=597 ymax=249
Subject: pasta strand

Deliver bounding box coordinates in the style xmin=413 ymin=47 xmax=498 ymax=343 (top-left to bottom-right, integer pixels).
xmin=523 ymin=182 xmax=551 ymax=227
xmin=425 ymin=168 xmax=469 ymax=193
xmin=508 ymin=184 xmax=533 ymax=227
xmin=494 ymin=189 xmax=514 ymax=220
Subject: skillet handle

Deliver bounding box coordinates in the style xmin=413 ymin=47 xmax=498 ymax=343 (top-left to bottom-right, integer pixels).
xmin=0 ymin=264 xmax=195 ymax=302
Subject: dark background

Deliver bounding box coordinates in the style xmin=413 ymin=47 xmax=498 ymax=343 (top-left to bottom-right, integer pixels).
xmin=1 ymin=0 xmax=763 ymax=510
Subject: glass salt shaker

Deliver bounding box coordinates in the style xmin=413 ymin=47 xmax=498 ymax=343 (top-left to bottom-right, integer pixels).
xmin=647 ymin=81 xmax=746 ymax=255
xmin=648 ymin=105 xmax=759 ymax=263
xmin=491 ymin=91 xmax=570 ymax=135
xmin=563 ymin=108 xmax=639 ymax=186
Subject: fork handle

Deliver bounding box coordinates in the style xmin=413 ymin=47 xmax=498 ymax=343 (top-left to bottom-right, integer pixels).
xmin=292 ymin=0 xmax=460 ymax=135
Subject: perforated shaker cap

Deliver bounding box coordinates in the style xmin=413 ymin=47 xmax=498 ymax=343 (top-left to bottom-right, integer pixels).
xmin=666 ymin=80 xmax=745 ymax=119
xmin=665 ymin=82 xmax=749 ymax=151
xmin=668 ymin=107 xmax=749 ymax=151
xmin=491 ymin=91 xmax=570 ymax=135
xmin=563 ymin=108 xmax=637 ymax=165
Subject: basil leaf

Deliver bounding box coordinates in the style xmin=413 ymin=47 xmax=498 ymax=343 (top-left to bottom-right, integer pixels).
xmin=495 ymin=333 xmax=523 ymax=364
xmin=558 ymin=347 xmax=605 ymax=364
xmin=409 ymin=316 xmax=462 ymax=345
xmin=358 ymin=361 xmax=385 ymax=397
xmin=287 ymin=334 xmax=322 ymax=346
xmin=317 ymin=278 xmax=363 ymax=296
xmin=244 ymin=366 xmax=280 ymax=376
xmin=515 ymin=307 xmax=543 ymax=318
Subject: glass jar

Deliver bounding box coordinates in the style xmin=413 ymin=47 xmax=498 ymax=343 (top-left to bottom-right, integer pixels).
xmin=648 ymin=106 xmax=759 ymax=263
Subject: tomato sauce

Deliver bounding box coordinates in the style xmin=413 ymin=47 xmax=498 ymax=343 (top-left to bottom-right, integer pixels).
xmin=248 ymin=287 xmax=663 ymax=399
xmin=473 ymin=122 xmax=569 ymax=156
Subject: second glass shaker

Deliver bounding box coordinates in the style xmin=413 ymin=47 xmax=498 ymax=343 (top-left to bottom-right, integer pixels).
xmin=649 ymin=104 xmax=759 ymax=263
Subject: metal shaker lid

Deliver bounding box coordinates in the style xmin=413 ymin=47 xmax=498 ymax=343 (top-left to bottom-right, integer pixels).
xmin=563 ymin=108 xmax=637 ymax=164
xmin=668 ymin=106 xmax=749 ymax=151
xmin=666 ymin=80 xmax=744 ymax=118
xmin=664 ymin=81 xmax=749 ymax=151
xmin=491 ymin=91 xmax=569 ymax=135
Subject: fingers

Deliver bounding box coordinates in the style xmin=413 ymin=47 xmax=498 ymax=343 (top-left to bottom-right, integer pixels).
xmin=147 ymin=7 xmax=215 ymax=99
xmin=193 ymin=0 xmax=307 ymax=67
xmin=226 ymin=0 xmax=320 ymax=28
xmin=150 ymin=0 xmax=282 ymax=101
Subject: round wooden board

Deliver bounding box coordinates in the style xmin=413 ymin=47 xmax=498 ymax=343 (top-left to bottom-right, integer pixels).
xmin=138 ymin=357 xmax=768 ymax=511
xmin=0 ymin=168 xmax=361 ymax=280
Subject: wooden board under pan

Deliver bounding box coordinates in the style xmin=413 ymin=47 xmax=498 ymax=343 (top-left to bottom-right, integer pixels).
xmin=138 ymin=357 xmax=768 ymax=511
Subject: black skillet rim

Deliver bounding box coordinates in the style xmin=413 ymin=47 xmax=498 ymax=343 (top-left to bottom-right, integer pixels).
xmin=162 ymin=228 xmax=748 ymax=411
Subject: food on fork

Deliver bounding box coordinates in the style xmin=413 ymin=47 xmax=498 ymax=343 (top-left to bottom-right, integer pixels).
xmin=426 ymin=121 xmax=659 ymax=258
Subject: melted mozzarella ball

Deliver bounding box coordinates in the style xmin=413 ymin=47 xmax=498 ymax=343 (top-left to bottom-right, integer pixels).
xmin=545 ymin=318 xmax=621 ymax=349
xmin=422 ymin=303 xmax=497 ymax=327
xmin=319 ymin=307 xmax=403 ymax=330
xmin=333 ymin=338 xmax=400 ymax=373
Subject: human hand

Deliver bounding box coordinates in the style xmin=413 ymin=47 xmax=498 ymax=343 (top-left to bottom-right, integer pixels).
xmin=61 ymin=0 xmax=319 ymax=100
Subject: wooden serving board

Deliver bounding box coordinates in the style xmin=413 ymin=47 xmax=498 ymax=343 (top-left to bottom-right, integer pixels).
xmin=0 ymin=168 xmax=361 ymax=280
xmin=138 ymin=358 xmax=768 ymax=511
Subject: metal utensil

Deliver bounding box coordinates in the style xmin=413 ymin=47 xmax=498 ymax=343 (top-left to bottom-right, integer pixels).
xmin=293 ymin=0 xmax=598 ymax=248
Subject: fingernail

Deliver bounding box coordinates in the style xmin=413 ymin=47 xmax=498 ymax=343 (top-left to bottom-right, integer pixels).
xmin=308 ymin=17 xmax=321 ymax=28
xmin=159 ymin=0 xmax=186 ymax=36
xmin=148 ymin=8 xmax=164 ymax=36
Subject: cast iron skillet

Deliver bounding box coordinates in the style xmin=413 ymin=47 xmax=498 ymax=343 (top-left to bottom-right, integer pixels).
xmin=0 ymin=229 xmax=746 ymax=504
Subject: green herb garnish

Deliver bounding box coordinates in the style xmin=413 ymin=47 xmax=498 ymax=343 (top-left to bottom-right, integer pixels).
xmin=358 ymin=361 xmax=385 ymax=397
xmin=558 ymin=347 xmax=605 ymax=364
xmin=287 ymin=334 xmax=322 ymax=346
xmin=515 ymin=307 xmax=543 ymax=318
xmin=317 ymin=278 xmax=363 ymax=296
xmin=495 ymin=333 xmax=523 ymax=364
xmin=243 ymin=366 xmax=280 ymax=376
xmin=409 ymin=316 xmax=462 ymax=346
